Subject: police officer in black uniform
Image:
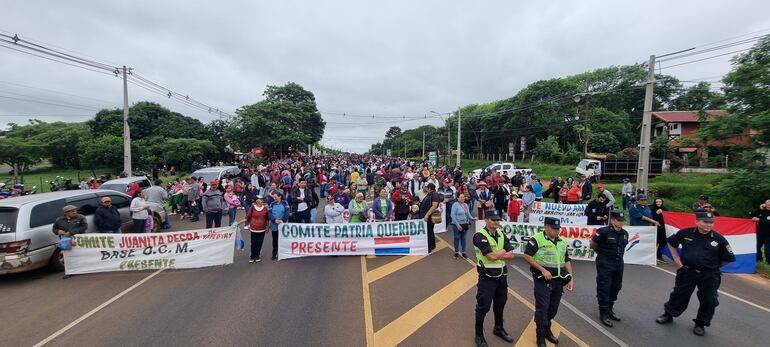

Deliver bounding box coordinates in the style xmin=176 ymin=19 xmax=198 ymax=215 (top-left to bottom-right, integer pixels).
xmin=472 ymin=210 xmax=515 ymax=347
xmin=523 ymin=216 xmax=574 ymax=347
xmin=590 ymin=210 xmax=628 ymax=327
xmin=656 ymin=212 xmax=735 ymax=336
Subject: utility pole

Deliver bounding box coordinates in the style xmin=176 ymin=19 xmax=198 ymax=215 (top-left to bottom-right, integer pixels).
xmin=122 ymin=66 xmax=132 ymax=177
xmin=456 ymin=107 xmax=461 ymax=167
xmin=636 ymin=55 xmax=656 ymax=194
xmin=582 ymin=94 xmax=590 ymax=156
xmin=446 ymin=115 xmax=451 ymax=166
xmin=422 ymin=131 xmax=426 ymax=159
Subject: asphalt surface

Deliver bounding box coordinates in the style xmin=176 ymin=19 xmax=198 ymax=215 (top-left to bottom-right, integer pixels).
xmin=2 ymin=195 xmax=769 ymax=347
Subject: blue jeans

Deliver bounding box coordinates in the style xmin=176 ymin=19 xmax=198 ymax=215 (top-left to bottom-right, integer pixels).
xmin=452 ymin=224 xmax=468 ymax=253
xmin=320 ymin=183 xmax=328 ymax=198
xmin=310 ymin=208 xmax=317 ymax=223
xmin=162 ymin=207 xmax=170 ymax=229
xmin=227 ymin=208 xmax=237 ymax=226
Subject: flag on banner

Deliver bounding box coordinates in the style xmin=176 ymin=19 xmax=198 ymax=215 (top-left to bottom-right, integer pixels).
xmin=374 ymin=236 xmax=411 ymax=255
xmin=663 ymin=211 xmax=756 ymax=273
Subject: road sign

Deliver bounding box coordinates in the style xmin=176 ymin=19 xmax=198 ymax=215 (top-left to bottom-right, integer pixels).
xmin=428 ymin=151 xmax=437 ymax=165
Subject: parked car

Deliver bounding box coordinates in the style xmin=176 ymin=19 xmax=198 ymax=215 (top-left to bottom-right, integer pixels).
xmin=472 ymin=162 xmax=531 ymax=180
xmin=191 ymin=166 xmax=241 ymax=183
xmin=99 ymin=176 xmax=152 ymax=194
xmin=0 ymin=190 xmax=138 ymax=274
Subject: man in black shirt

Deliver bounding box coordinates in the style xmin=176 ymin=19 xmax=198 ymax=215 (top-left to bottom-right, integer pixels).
xmin=472 ymin=210 xmax=515 ymax=347
xmin=419 ymin=183 xmax=440 ymax=253
xmin=656 ymin=212 xmax=735 ymax=336
xmin=591 ymin=211 xmax=628 ymax=327
xmin=751 ymin=200 xmax=770 ymax=263
xmin=585 ymin=194 xmax=609 ymax=226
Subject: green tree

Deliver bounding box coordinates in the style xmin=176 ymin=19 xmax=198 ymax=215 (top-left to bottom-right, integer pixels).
xmin=4 ymin=120 xmax=91 ymax=169
xmin=0 ymin=138 xmax=46 ymax=181
xmin=720 ymin=36 xmax=770 ymax=145
xmin=670 ymin=82 xmax=726 ymax=111
xmin=533 ymin=135 xmax=563 ymax=163
xmin=385 ymin=126 xmax=402 ymax=139
xmin=226 ymin=82 xmax=325 ymax=152
xmin=79 ymin=135 xmax=124 ymax=173
xmin=88 ymin=102 xmax=209 ymax=140
xmin=160 ymin=138 xmax=217 ymax=170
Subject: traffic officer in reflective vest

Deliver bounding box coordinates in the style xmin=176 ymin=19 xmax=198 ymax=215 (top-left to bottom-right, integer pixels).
xmin=656 ymin=212 xmax=735 ymax=336
xmin=523 ymin=216 xmax=574 ymax=347
xmin=590 ymin=210 xmax=628 ymax=327
xmin=472 ymin=210 xmax=515 ymax=347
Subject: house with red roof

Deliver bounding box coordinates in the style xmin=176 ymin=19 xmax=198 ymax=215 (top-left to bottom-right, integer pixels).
xmin=651 ymin=110 xmax=756 ymax=154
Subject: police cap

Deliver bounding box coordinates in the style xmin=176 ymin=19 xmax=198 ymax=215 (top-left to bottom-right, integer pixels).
xmin=544 ymin=217 xmax=560 ymax=229
xmin=485 ymin=210 xmax=502 ymax=220
xmin=695 ymin=212 xmax=715 ymax=222
xmin=609 ymin=210 xmax=625 ymax=220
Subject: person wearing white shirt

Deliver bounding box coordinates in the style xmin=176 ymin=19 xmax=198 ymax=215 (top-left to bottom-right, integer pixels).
xmin=130 ymin=190 xmax=151 ymax=233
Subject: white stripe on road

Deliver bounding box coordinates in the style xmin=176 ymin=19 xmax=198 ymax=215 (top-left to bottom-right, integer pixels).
xmin=651 ymin=265 xmax=770 ymax=314
xmin=33 ymin=269 xmax=165 ymax=347
xmin=509 ymin=264 xmax=631 ymax=347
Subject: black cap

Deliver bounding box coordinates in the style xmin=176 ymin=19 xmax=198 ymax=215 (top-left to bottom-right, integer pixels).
xmin=698 ymin=194 xmax=709 ymax=201
xmin=610 ymin=211 xmax=625 ymax=220
xmin=544 ymin=217 xmax=560 ymax=229
xmin=485 ymin=210 xmax=502 ymax=220
xmin=636 ymin=193 xmax=647 ymax=200
xmin=695 ymin=212 xmax=715 ymax=222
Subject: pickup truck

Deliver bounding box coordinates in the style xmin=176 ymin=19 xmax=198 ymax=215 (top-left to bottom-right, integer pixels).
xmin=576 ymin=158 xmax=662 ymax=180
xmin=472 ymin=162 xmax=532 ymax=180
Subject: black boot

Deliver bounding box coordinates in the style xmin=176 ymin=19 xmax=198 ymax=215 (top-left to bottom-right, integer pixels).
xmin=656 ymin=312 xmax=673 ymax=324
xmin=535 ymin=329 xmax=547 ymax=347
xmin=545 ymin=322 xmax=559 ymax=344
xmin=493 ymin=325 xmax=514 ymax=342
xmin=474 ymin=335 xmax=488 ymax=347
xmin=599 ymin=306 xmax=614 ymax=327
xmin=608 ymin=304 xmax=621 ymax=322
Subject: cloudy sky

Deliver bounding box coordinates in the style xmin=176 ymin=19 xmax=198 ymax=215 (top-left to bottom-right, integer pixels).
xmin=1 ymin=1 xmax=769 ymax=153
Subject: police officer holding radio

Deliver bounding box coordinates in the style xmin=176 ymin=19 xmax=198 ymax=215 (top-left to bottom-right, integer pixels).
xmin=523 ymin=216 xmax=574 ymax=347
xmin=656 ymin=212 xmax=735 ymax=336
xmin=590 ymin=210 xmax=628 ymax=327
xmin=472 ymin=210 xmax=515 ymax=347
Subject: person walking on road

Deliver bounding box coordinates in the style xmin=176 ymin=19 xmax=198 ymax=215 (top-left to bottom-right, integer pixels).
xmin=451 ymin=193 xmax=475 ymax=259
xmin=243 ymin=195 xmax=269 ymax=263
xmin=130 ymin=190 xmax=151 ymax=233
xmin=268 ymin=192 xmax=289 ymax=260
xmin=95 ymin=196 xmax=122 ymax=233
xmin=591 ymin=211 xmax=628 ymax=327
xmin=650 ymin=198 xmax=669 ymax=261
xmin=419 ymin=183 xmax=441 ymax=253
xmin=751 ymin=200 xmax=770 ymax=264
xmin=202 ymin=180 xmax=224 ymax=228
xmin=655 ymin=212 xmax=736 ymax=336
xmin=472 ymin=210 xmax=515 ymax=347
xmin=523 ymin=216 xmax=574 ymax=347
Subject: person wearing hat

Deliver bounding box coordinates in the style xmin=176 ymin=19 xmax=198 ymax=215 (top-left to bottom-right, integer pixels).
xmin=523 ymin=216 xmax=573 ymax=347
xmin=629 ymin=194 xmax=659 ymax=227
xmin=476 ymin=181 xmax=491 ymax=219
xmin=656 ymin=212 xmax=735 ymax=336
xmin=94 ymin=196 xmax=122 ymax=233
xmin=243 ymin=195 xmax=269 ymax=263
xmin=590 ymin=211 xmax=628 ymax=327
xmin=692 ymin=194 xmax=719 ymax=215
xmin=202 ymin=180 xmax=224 ymax=228
xmin=472 ymin=210 xmax=515 ymax=347
xmin=52 ymin=205 xmax=88 ymax=237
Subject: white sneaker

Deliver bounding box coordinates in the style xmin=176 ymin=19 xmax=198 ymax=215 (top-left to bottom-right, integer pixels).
xmin=249 ymin=259 xmax=255 ymax=263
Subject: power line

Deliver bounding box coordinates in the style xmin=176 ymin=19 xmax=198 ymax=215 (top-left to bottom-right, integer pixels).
xmin=659 ymin=48 xmax=752 ymax=70
xmin=658 ymin=34 xmax=768 ymax=63
xmin=0 ymin=80 xmax=118 ymax=104
xmin=0 ymin=94 xmax=99 ymax=111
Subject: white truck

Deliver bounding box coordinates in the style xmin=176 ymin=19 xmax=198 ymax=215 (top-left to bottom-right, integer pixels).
xmin=472 ymin=162 xmax=532 ymax=180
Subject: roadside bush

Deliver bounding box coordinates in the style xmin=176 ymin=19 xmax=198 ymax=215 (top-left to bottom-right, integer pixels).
xmin=620 ymin=147 xmax=639 ymax=158
xmin=534 ymin=136 xmax=563 ymax=163
xmin=709 ymin=166 xmax=770 ymax=215
xmin=561 ymin=144 xmax=582 ymax=165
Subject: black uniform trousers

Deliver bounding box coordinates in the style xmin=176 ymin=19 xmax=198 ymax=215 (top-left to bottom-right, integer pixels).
xmin=475 ymin=273 xmax=508 ymax=336
xmin=596 ymin=256 xmax=624 ymax=306
xmin=664 ymin=267 xmax=721 ymax=326
xmin=533 ymin=277 xmax=564 ymax=328
xmin=426 ymin=219 xmax=436 ymax=252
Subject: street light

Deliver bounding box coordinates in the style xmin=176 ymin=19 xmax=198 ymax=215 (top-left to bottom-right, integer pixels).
xmin=430 ymin=110 xmax=451 ymax=166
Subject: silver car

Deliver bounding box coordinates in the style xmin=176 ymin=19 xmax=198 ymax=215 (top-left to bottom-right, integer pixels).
xmin=99 ymin=176 xmax=152 ymax=194
xmin=0 ymin=191 xmax=138 ymax=274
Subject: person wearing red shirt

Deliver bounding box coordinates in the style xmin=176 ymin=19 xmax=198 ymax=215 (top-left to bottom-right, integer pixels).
xmin=507 ymin=193 xmax=522 ymax=222
xmin=391 ymin=181 xmax=415 ymax=221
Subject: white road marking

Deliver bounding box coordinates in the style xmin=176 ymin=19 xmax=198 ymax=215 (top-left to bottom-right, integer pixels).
xmin=509 ymin=264 xmax=631 ymax=347
xmin=33 ymin=269 xmax=165 ymax=347
xmin=651 ymin=265 xmax=770 ymax=314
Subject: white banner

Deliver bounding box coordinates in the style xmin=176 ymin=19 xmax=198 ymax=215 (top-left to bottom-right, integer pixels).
xmin=64 ymin=226 xmax=237 ymax=275
xmin=278 ymin=220 xmax=428 ymax=259
xmin=475 ymin=221 xmax=657 ymax=265
xmin=529 ymin=201 xmax=588 ymax=225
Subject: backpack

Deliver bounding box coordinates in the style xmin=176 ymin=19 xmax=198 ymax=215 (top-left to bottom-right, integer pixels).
xmin=281 ymin=175 xmax=293 ymax=189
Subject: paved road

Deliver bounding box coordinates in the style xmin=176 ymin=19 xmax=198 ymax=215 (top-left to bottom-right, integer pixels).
xmin=2 ymin=197 xmax=769 ymax=347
